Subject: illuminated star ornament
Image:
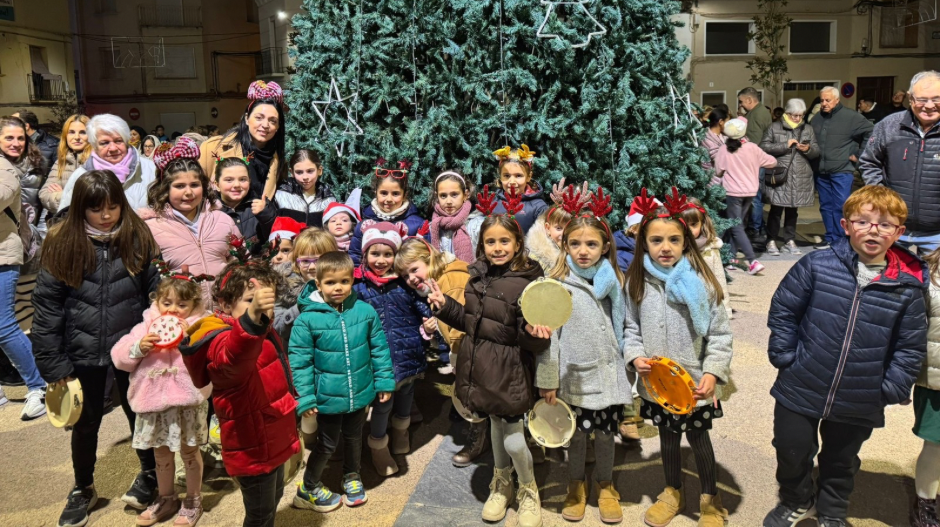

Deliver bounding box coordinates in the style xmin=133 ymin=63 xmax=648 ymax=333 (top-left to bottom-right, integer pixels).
xmin=311 ymin=77 xmax=364 ymax=156
xmin=536 ymin=0 xmax=608 ymax=49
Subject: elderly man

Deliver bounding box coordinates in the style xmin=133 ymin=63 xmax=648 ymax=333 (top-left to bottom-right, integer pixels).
xmin=12 ymin=109 xmax=58 ymax=175
xmin=810 ymin=86 xmax=874 ymax=249
xmin=58 ymin=114 xmax=157 ymax=212
xmin=738 ymin=87 xmax=773 ymax=238
xmin=860 ymin=71 xmax=940 ymax=252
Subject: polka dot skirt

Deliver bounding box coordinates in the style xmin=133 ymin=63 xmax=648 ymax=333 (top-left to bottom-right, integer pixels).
xmin=572 ymin=405 xmax=622 ymax=434
xmin=639 ymin=398 xmax=723 ymax=434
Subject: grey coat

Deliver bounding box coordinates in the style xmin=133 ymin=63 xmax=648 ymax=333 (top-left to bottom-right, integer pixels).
xmin=536 ymin=273 xmax=631 ymax=410
xmin=760 ymin=120 xmax=820 ymax=208
xmin=622 ymin=273 xmax=733 ymax=408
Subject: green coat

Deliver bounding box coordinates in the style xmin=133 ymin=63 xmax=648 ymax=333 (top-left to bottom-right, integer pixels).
xmin=288 ymin=283 xmax=395 ymax=416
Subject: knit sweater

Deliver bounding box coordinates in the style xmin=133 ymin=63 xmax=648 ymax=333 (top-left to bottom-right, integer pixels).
xmin=713 ymin=141 xmax=778 ymax=197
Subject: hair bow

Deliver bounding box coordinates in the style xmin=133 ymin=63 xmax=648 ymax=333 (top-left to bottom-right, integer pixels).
xmin=152 ymin=136 xmax=200 ymax=174
xmin=247 ymin=80 xmax=284 ymax=104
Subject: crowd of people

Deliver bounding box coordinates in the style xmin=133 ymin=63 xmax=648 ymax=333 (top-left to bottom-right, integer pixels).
xmin=0 ymin=69 xmax=938 ymax=527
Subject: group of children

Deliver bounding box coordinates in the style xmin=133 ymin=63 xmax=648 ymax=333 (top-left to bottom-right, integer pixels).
xmin=30 ymin=134 xmax=938 ymax=527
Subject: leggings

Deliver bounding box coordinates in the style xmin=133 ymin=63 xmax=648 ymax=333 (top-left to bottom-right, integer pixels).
xmin=660 ymin=428 xmax=718 ymax=495
xmin=916 ymin=440 xmax=940 ymax=499
xmin=370 ymin=380 xmax=415 ymax=439
xmin=568 ymin=430 xmax=615 ymax=482
xmin=153 ymin=444 xmax=202 ymax=498
xmin=490 ymin=416 xmax=535 ymax=484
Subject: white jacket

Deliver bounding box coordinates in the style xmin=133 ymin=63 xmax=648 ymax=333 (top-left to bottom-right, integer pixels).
xmin=58 ymin=154 xmax=157 ymax=212
xmin=917 ymin=278 xmax=940 ymax=390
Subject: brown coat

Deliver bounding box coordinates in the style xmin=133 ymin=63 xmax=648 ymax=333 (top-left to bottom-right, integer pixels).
xmin=0 ymin=156 xmax=23 ymax=266
xmin=198 ymin=133 xmax=279 ymax=199
xmin=40 ymin=150 xmax=81 ymax=214
xmin=436 ymin=257 xmax=470 ymax=351
xmin=435 ymin=259 xmax=549 ymax=417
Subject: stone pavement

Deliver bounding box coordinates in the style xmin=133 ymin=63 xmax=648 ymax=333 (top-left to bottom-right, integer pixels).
xmin=0 ymin=205 xmax=924 ymax=526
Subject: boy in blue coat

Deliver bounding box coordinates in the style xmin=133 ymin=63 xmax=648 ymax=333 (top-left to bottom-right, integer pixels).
xmin=763 ymin=186 xmax=928 ymax=527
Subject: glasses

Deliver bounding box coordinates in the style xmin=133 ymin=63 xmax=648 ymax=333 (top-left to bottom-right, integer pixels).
xmin=296 ymin=257 xmax=319 ymax=268
xmin=912 ymin=97 xmax=940 ymax=107
xmin=849 ymin=219 xmax=901 ymax=236
xmin=375 ymin=168 xmax=408 ymax=179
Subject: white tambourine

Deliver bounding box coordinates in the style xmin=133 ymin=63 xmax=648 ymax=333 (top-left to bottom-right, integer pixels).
xmin=526 ymin=397 xmax=576 ymax=448
xmin=519 ymin=278 xmax=572 ymax=330
xmin=46 ymin=378 xmax=83 ymax=429
xmin=451 ymin=385 xmax=485 ymax=423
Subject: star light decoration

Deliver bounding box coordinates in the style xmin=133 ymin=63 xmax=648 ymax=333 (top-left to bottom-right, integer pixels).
xmin=311 ymin=77 xmax=364 ymax=156
xmin=536 ymin=0 xmax=608 ymax=49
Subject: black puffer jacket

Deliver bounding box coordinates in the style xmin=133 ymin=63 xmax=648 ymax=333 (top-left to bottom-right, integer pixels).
xmin=31 ymin=128 xmax=59 ymax=176
xmin=31 ymin=238 xmax=161 ymax=382
xmin=768 ymin=238 xmax=928 ymax=428
xmin=859 ymin=110 xmax=940 ymax=233
xmin=219 ymin=196 xmax=277 ymax=245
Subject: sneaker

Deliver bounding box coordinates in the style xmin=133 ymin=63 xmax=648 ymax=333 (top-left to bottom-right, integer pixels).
xmin=122 ymin=470 xmax=158 ymax=510
xmin=437 ymin=363 xmax=454 ymax=375
xmin=21 ymin=388 xmax=46 ymax=420
xmin=762 ymin=499 xmax=816 ymax=527
xmin=293 ymin=482 xmax=342 ymax=512
xmin=912 ymin=496 xmax=940 ymax=527
xmin=783 ymin=240 xmax=802 ymax=255
xmin=208 ymin=414 xmax=221 ymax=444
xmin=818 ymin=517 xmax=846 ymax=527
xmin=748 ymin=260 xmax=765 ymax=275
xmin=58 ymin=485 xmax=97 ymax=527
xmin=136 ymin=495 xmax=180 ymax=526
xmin=341 ymin=472 xmax=368 ymax=507
xmin=726 ymin=259 xmax=749 ymax=272
xmin=766 ymin=240 xmax=780 ymax=256
xmin=0 ymin=386 xmax=8 ymax=408
xmin=173 ymin=495 xmax=202 ymax=526
xmin=814 ymin=242 xmax=831 ymax=250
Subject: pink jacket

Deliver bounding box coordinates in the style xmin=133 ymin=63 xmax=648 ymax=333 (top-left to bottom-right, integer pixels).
xmin=111 ymin=304 xmax=210 ymax=414
xmin=713 ymin=141 xmax=778 ymax=197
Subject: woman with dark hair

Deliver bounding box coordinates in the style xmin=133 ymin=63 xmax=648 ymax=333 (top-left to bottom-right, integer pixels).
xmin=129 ymin=125 xmax=147 ymax=151
xmin=199 ymin=81 xmax=287 ymax=200
xmin=273 ymin=148 xmax=336 ymax=227
xmin=702 ymin=106 xmax=729 ymax=179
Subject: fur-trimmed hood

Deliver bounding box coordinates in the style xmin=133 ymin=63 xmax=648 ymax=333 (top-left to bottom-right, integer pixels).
xmin=526 ymin=211 xmax=561 ymax=272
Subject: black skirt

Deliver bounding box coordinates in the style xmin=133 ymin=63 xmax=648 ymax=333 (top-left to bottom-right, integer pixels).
xmin=572 ymin=404 xmax=621 ymax=434
xmin=639 ymin=398 xmax=723 ymax=434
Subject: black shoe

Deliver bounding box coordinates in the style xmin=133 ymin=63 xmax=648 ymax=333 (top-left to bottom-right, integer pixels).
xmin=814 ymin=242 xmax=831 ymax=250
xmin=121 ymin=469 xmax=157 ymax=509
xmin=762 ymin=499 xmax=816 ymax=527
xmin=58 ymin=486 xmax=97 ymax=527
xmin=817 ymin=517 xmax=846 ymax=527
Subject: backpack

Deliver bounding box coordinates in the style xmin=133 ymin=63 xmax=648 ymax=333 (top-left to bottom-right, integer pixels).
xmin=3 ymin=201 xmax=40 ymax=264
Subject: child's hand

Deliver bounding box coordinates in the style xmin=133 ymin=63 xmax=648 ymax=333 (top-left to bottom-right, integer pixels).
xmin=248 ymin=278 xmax=276 ymax=323
xmin=251 ymin=197 xmax=267 ymax=215
xmin=525 ymin=324 xmax=552 ymax=339
xmin=303 ymin=408 xmax=318 ymax=417
xmin=539 ymin=388 xmax=557 ymax=405
xmin=694 ymin=373 xmax=717 ymax=401
xmin=426 ymin=279 xmax=446 ymax=311
xmin=422 ymin=317 xmax=438 ymax=334
xmin=139 ymin=333 xmax=161 ymax=354
xmin=633 ymin=357 xmax=653 ymax=377
xmin=378 ymin=392 xmax=392 ymax=403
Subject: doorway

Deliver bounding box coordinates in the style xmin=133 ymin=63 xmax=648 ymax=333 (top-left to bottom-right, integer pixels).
xmin=857 ymin=76 xmax=895 ymax=107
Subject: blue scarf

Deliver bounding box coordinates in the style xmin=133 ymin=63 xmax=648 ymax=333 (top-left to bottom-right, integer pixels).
xmin=643 ymin=254 xmax=712 ymax=337
xmin=566 ymin=256 xmax=626 ymax=348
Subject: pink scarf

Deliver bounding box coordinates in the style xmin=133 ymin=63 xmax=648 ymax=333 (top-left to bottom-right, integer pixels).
xmin=430 ymin=201 xmax=474 ymax=263
xmin=355 ymin=265 xmax=396 ymax=287
xmin=91 ymin=148 xmax=138 ymax=183
xmin=335 ymin=233 xmax=351 ymax=252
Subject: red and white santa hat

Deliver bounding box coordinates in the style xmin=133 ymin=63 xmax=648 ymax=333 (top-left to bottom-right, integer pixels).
xmin=361 ymin=221 xmax=406 ymax=254
xmin=323 ymin=188 xmax=362 ymax=225
xmin=268 ymin=217 xmax=307 ymax=242
xmin=627 ymin=197 xmax=662 ymax=227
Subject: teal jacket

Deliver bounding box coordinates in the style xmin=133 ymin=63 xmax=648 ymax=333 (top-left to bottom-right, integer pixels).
xmin=288 ymin=283 xmax=395 ymax=416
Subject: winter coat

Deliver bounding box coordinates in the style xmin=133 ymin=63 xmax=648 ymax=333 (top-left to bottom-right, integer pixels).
xmin=768 ymin=238 xmax=928 ymax=428
xmin=434 ymin=259 xmax=550 ymax=417
xmin=435 ymin=255 xmax=471 ymax=351
xmin=526 ymin=216 xmax=561 ymax=273
xmin=199 ymin=133 xmax=280 ymax=200
xmin=614 ymin=230 xmax=636 ymax=274
xmin=491 ymin=182 xmax=549 ymax=234
xmin=622 ymin=270 xmax=734 ymax=408
xmin=353 ymin=275 xmax=433 ymax=384
xmin=288 ymin=285 xmax=396 ymax=415
xmin=536 ymin=272 xmax=631 ymax=410
xmin=0 ymin=156 xmax=24 ymax=266
xmin=435 ymin=210 xmax=484 ymax=263
xmin=349 ymin=201 xmax=426 ymax=265
xmin=179 ymin=312 xmax=299 ymax=478
xmin=760 ymin=120 xmax=820 ymax=208
xmin=19 ymin=159 xmax=44 ymax=232
xmin=860 ymin=110 xmax=940 ymax=234
xmin=810 ymin=103 xmax=873 ymax=175
xmin=714 ymin=141 xmax=778 ymax=197
xmin=111 ymin=305 xmax=209 ymax=414
xmin=745 ymin=104 xmax=773 ymax=145
xmin=219 ymin=197 xmax=277 ymax=245
xmin=917 ymin=277 xmax=940 ymax=390
xmin=702 ymin=130 xmax=724 ymax=174
xmin=31 ymin=128 xmax=59 ymax=175
xmin=272 ymin=262 xmax=306 ymax=346
xmin=40 ymin=150 xmax=82 ymax=214
xmin=700 ymin=238 xmax=732 ymax=319
xmin=59 ymin=152 xmax=158 ymax=211
xmin=273 ymin=179 xmax=336 ymax=228
xmin=31 ymin=237 xmax=161 ymax=382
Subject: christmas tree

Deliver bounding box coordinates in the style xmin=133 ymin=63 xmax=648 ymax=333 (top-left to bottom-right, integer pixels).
xmin=286 ymin=0 xmax=719 ymax=226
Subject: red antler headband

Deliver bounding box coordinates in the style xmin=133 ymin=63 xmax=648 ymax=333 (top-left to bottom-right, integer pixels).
xmin=219 ymin=234 xmax=281 ymax=289
xmin=212 ymin=151 xmax=253 ymax=166
xmin=152 ymin=258 xmax=214 ymax=284
xmin=475 ymin=184 xmax=523 ymax=230
xmin=476 ymin=184 xmax=498 ymax=215
xmin=566 ymin=187 xmax=614 ymax=240
xmin=632 ymin=187 xmax=697 ymax=227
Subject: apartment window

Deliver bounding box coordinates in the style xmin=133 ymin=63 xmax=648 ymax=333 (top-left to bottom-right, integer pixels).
xmin=704 ymin=22 xmax=754 ymax=55
xmin=96 ymin=0 xmax=117 ymax=14
xmin=155 ymin=47 xmax=197 ymax=79
xmin=789 ymin=21 xmax=836 ymax=53
xmin=100 ymin=47 xmax=123 ymax=80
xmin=881 ymin=6 xmax=920 ymax=48
xmin=701 ymin=92 xmax=726 ymax=107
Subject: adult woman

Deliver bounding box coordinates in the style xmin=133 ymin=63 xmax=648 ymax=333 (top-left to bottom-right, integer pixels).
xmin=199 ymin=80 xmax=286 ymax=200
xmin=702 ymin=107 xmax=729 ymax=182
xmin=141 ymin=135 xmax=161 ymax=160
xmin=759 ymin=98 xmax=820 ymax=256
xmin=129 ymin=125 xmax=147 ymax=151
xmin=0 ymin=116 xmax=48 ymax=420
xmin=57 ymin=114 xmax=158 ymax=212
xmin=40 ymin=114 xmax=92 ymax=215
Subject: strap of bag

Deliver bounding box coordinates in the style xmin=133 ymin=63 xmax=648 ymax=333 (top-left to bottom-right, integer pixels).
xmin=3 ymin=206 xmax=18 ymax=228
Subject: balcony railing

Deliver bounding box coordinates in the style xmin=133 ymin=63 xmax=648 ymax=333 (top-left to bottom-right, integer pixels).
xmin=256 ymin=47 xmax=286 ymax=76
xmin=138 ymin=5 xmax=202 ymax=27
xmin=26 ymin=73 xmax=67 ymax=102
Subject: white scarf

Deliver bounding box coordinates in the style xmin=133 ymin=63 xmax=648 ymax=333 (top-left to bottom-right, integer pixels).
xmin=371 ymin=199 xmax=410 ymax=221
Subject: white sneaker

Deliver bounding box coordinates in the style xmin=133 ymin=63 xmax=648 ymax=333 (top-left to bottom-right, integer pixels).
xmin=766 ymin=240 xmax=780 ymax=256
xmin=784 ymin=240 xmax=802 ymax=255
xmin=21 ymin=388 xmax=46 ymax=421
xmin=0 ymin=386 xmax=8 ymax=407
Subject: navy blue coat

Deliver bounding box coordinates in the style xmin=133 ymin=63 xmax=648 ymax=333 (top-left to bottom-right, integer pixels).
xmin=491 ymin=182 xmax=549 ymax=234
xmin=614 ymin=230 xmax=636 ymax=274
xmin=767 ymin=238 xmax=928 ymax=428
xmin=349 ymin=202 xmax=426 ymax=265
xmin=353 ymin=276 xmax=433 ymax=384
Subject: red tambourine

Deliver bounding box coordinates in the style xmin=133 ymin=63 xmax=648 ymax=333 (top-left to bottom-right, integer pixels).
xmin=149 ymin=315 xmax=186 ymax=350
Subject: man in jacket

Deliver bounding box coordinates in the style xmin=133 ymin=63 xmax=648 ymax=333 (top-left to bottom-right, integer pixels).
xmin=858 ymin=97 xmax=888 ymax=124
xmin=738 ymin=87 xmax=773 ymax=238
xmin=12 ymin=110 xmax=57 ymax=175
xmin=860 ymin=70 xmax=940 ymax=252
xmin=810 ymin=86 xmax=873 ymax=249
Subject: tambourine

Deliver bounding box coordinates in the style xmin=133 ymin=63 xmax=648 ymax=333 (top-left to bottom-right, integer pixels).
xmin=46 ymin=378 xmax=83 ymax=428
xmin=642 ymin=356 xmax=697 ymax=415
xmin=519 ymin=278 xmax=572 ymax=330
xmin=149 ymin=315 xmax=186 ymax=350
xmin=526 ymin=397 xmax=576 ymax=448
xmin=452 ymin=385 xmax=485 ymax=423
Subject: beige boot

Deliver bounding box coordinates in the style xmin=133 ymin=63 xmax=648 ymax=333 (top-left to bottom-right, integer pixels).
xmin=481 ymin=466 xmax=515 ymax=522
xmin=390 ymin=415 xmax=411 ymax=455
xmin=368 ymin=434 xmax=399 ymax=476
xmin=561 ymin=480 xmax=587 ymax=521
xmin=596 ymin=481 xmax=623 ymax=524
xmin=644 ymin=487 xmax=683 ymax=527
xmin=516 ymin=479 xmax=543 ymax=527
xmin=698 ymin=493 xmax=728 ymax=527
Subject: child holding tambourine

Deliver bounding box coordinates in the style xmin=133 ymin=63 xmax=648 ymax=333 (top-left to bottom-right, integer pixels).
xmin=911 ymin=247 xmax=940 ymax=526
xmin=622 ymin=188 xmax=733 ymax=527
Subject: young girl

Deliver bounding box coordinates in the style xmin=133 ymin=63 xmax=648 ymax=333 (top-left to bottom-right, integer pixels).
xmin=491 ymin=145 xmax=548 ymax=233
xmin=322 ymin=190 xmax=361 ymax=252
xmin=349 ymin=159 xmax=426 ymax=264
xmin=273 ymin=149 xmax=336 ymax=227
xmin=537 ymin=202 xmax=631 ymax=524
xmin=622 ymin=188 xmax=733 ymax=527
xmin=273 ymin=227 xmax=339 ymax=346
xmin=111 ymin=265 xmax=212 ymax=526
xmin=31 ymin=170 xmax=162 ymax=527
xmin=428 ymin=170 xmax=482 ymax=263
xmin=213 ymin=155 xmax=276 ymax=245
xmin=427 ymin=191 xmax=551 ymax=527
xmin=354 ymin=222 xmax=434 ymax=476
xmin=682 ymin=198 xmax=732 ymax=320
xmin=911 ymin=247 xmax=940 ymax=527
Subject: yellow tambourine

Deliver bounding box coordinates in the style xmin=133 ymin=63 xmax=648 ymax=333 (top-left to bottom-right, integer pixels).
xmin=519 ymin=278 xmax=572 ymax=330
xmin=642 ymin=356 xmax=697 ymax=415
xmin=46 ymin=378 xmax=83 ymax=428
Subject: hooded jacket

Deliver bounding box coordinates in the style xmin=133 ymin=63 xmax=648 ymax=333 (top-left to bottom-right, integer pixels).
xmin=435 ymin=255 xmax=471 ymax=351
xmin=491 ymin=182 xmax=549 ymax=234
xmin=31 ymin=128 xmax=59 ymax=175
xmin=810 ymin=103 xmax=874 ymax=175
xmin=349 ymin=201 xmax=426 ymax=265
xmin=218 ymin=196 xmax=277 ymax=245
xmin=525 ymin=215 xmax=561 ymax=273
xmin=614 ymin=230 xmax=636 ymax=274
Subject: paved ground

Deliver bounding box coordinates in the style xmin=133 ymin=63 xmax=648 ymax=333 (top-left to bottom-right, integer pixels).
xmin=0 ymin=204 xmax=923 ymax=526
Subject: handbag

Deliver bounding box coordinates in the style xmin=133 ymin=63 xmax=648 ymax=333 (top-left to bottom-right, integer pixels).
xmin=764 ymin=128 xmax=803 ymax=187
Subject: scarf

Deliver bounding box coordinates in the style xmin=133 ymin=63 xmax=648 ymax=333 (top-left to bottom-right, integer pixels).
xmin=696 ymin=235 xmax=709 ymax=249
xmin=335 ymin=233 xmax=351 ymax=252
xmin=171 ymin=208 xmax=201 ymax=237
xmin=643 ymin=255 xmax=712 ymax=337
xmin=85 ymin=222 xmax=119 ymax=242
xmin=91 ymin=148 xmax=138 ymax=183
xmin=358 ymin=264 xmax=397 ymax=287
xmin=783 ymin=114 xmax=803 ymax=130
xmin=566 ymin=256 xmax=626 ymax=348
xmin=430 ymin=201 xmax=474 ymax=263
xmin=248 ymin=142 xmax=276 ymax=199
xmin=371 ymin=199 xmax=410 ymax=221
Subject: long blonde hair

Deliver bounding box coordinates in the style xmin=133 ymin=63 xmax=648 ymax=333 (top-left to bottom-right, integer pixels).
xmin=549 ymin=215 xmax=625 ymax=287
xmin=55 ymin=114 xmax=91 ymax=175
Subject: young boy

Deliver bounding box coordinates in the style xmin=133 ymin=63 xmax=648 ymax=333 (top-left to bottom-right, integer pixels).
xmin=179 ymin=261 xmax=299 ymax=527
xmin=288 ymin=251 xmax=394 ymax=512
xmin=764 ymin=186 xmax=928 ymax=527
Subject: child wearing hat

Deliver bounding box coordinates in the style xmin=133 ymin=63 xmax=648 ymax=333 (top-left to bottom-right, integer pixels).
xmin=323 ymin=191 xmax=362 ymax=252
xmin=269 ymin=217 xmax=307 ymax=265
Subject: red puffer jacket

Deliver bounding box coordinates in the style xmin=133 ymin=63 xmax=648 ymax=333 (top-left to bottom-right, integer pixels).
xmin=180 ymin=311 xmax=299 ymax=478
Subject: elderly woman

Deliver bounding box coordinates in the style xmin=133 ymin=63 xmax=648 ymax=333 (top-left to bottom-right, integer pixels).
xmin=759 ymin=98 xmax=820 ymax=255
xmin=39 ymin=114 xmax=92 ymax=215
xmin=57 ymin=114 xmax=158 ymax=212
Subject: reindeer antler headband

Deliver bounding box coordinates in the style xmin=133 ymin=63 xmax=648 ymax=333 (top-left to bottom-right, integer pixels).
xmin=152 ymin=258 xmax=214 ymax=284
xmin=631 ymin=187 xmax=698 ymax=227
xmin=564 ymin=186 xmax=614 ymax=240
xmin=493 ymin=144 xmax=537 ymax=168
xmin=476 ymin=184 xmax=525 ymax=231
xmin=212 ymin=152 xmax=254 ymax=166
xmin=219 ymin=234 xmax=282 ymax=289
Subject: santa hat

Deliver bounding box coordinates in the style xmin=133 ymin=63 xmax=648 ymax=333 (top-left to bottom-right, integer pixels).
xmin=361 ymin=221 xmax=406 ymax=254
xmin=323 ymin=188 xmax=362 ymax=225
xmin=269 ymin=217 xmax=307 ymax=242
xmin=627 ymin=197 xmax=662 ymax=227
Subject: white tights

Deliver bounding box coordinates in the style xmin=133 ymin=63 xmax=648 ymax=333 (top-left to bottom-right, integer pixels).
xmin=916 ymin=440 xmax=940 ymax=499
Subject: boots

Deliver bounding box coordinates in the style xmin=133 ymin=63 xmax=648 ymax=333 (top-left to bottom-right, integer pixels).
xmin=482 ymin=466 xmax=515 ymax=522
xmin=911 ymin=496 xmax=940 ymax=527
xmin=561 ymin=480 xmax=587 ymax=521
xmin=452 ymin=420 xmax=490 ymax=467
xmin=368 ymin=434 xmax=399 ymax=476
xmin=136 ymin=495 xmax=180 ymax=526
xmin=698 ymin=493 xmax=728 ymax=527
xmin=516 ymin=479 xmax=543 ymax=527
xmin=596 ymin=481 xmax=623 ymax=524
xmin=173 ymin=495 xmax=203 ymax=526
xmin=619 ymin=419 xmax=640 ymax=441
xmin=644 ymin=487 xmax=684 ymax=527
xmin=390 ymin=415 xmax=411 ymax=455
